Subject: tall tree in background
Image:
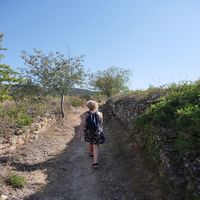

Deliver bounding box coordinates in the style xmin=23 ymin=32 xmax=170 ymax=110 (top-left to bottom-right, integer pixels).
xmin=21 ymin=49 xmax=85 ymax=118
xmin=90 ymin=66 xmax=130 ymax=97
xmin=0 ymin=33 xmax=20 ymax=102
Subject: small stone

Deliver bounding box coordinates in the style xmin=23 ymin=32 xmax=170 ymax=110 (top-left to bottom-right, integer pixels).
xmin=162 ymin=144 xmax=175 ymax=152
xmin=0 ymin=157 xmax=8 ymax=164
xmin=0 ymin=194 xmax=8 ymax=200
xmin=31 ymin=134 xmax=38 ymax=140
xmin=160 ymin=127 xmax=177 ymax=139
xmin=36 ymin=115 xmax=42 ymax=122
xmin=25 ymin=128 xmax=31 ymax=134
xmin=34 ymin=123 xmax=41 ymax=131
xmin=15 ymin=129 xmax=23 ymax=135
xmin=194 ymin=157 xmax=200 ymax=165
xmin=186 ymin=182 xmax=194 ymax=191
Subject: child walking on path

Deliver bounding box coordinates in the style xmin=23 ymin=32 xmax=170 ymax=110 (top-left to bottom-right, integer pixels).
xmin=78 ymin=100 xmax=105 ymax=169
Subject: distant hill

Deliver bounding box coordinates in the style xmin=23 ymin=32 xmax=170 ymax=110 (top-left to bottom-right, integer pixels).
xmin=9 ymin=85 xmax=97 ymax=97
xmin=71 ymin=88 xmax=98 ymax=96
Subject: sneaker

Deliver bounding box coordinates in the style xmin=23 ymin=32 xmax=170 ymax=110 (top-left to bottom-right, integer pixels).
xmin=89 ymin=153 xmax=93 ymax=158
xmin=92 ymin=163 xmax=99 ymax=169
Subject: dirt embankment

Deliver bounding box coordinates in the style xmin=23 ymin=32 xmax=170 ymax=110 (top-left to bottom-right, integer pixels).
xmin=0 ymin=107 xmax=167 ymax=200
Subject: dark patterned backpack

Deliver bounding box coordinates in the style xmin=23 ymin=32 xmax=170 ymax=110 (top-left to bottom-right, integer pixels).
xmin=85 ymin=111 xmax=100 ymax=131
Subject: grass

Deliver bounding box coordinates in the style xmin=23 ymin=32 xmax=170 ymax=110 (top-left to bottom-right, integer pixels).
xmin=6 ymin=172 xmax=27 ymax=189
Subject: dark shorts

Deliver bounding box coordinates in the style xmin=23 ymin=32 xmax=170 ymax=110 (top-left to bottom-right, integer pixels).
xmin=84 ymin=129 xmax=105 ymax=144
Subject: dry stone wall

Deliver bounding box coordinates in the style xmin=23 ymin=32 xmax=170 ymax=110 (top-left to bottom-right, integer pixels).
xmin=0 ymin=113 xmax=56 ymax=155
xmin=104 ymin=93 xmax=162 ymax=130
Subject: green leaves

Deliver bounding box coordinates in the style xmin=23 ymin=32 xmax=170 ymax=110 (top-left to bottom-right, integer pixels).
xmin=0 ymin=34 xmax=21 ymax=102
xmin=135 ymin=81 xmax=200 ymax=154
xmin=90 ymin=66 xmax=130 ymax=97
xmin=0 ymin=103 xmax=33 ymax=127
xmin=21 ymin=49 xmax=85 ymax=96
xmin=0 ymin=64 xmax=20 ymax=85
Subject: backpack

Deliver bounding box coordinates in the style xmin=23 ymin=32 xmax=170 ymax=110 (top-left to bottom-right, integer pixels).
xmin=85 ymin=111 xmax=100 ymax=131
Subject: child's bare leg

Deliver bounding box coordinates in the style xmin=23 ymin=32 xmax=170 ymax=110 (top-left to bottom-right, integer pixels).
xmin=87 ymin=142 xmax=93 ymax=155
xmin=93 ymin=144 xmax=99 ymax=163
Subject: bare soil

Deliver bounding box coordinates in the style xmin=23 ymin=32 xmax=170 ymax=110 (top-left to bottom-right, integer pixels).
xmin=0 ymin=107 xmax=168 ymax=200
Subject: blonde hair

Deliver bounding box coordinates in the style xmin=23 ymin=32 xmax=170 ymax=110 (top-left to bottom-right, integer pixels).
xmin=86 ymin=100 xmax=98 ymax=111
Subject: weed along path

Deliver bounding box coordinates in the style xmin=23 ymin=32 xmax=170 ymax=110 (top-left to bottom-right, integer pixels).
xmin=0 ymin=107 xmax=167 ymax=200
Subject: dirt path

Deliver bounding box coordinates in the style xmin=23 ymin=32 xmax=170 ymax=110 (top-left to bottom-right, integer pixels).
xmin=0 ymin=108 xmax=167 ymax=200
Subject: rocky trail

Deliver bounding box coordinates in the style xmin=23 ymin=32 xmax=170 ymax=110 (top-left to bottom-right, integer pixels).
xmin=0 ymin=107 xmax=168 ymax=200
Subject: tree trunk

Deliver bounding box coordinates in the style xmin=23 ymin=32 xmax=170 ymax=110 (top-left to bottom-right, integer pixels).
xmin=61 ymin=93 xmax=65 ymax=118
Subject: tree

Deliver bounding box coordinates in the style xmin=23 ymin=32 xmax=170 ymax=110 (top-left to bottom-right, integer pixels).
xmin=0 ymin=33 xmax=21 ymax=102
xmin=21 ymin=49 xmax=85 ymax=118
xmin=90 ymin=66 xmax=130 ymax=97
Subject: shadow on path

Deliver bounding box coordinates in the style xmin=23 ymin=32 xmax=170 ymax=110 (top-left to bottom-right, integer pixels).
xmin=10 ymin=114 xmax=168 ymax=200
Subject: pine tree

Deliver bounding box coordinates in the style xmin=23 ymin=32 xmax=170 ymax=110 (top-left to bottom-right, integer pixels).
xmin=0 ymin=33 xmax=20 ymax=101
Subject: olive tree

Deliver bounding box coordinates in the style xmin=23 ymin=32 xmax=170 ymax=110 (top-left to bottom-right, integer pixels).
xmin=90 ymin=66 xmax=130 ymax=97
xmin=21 ymin=49 xmax=85 ymax=118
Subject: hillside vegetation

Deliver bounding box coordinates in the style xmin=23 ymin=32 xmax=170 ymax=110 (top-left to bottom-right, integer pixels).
xmin=134 ymin=81 xmax=200 ymax=163
xmin=105 ymin=80 xmax=200 ymax=200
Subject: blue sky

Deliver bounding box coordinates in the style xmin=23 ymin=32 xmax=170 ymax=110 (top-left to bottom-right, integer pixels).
xmin=1 ymin=0 xmax=200 ymax=89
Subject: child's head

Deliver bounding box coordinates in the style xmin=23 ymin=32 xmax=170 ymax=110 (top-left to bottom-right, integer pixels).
xmin=86 ymin=100 xmax=98 ymax=112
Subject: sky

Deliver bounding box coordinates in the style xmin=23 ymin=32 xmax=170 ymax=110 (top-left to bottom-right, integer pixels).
xmin=1 ymin=0 xmax=200 ymax=89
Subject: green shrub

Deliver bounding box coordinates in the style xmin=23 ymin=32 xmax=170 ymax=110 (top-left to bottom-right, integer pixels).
xmin=0 ymin=103 xmax=33 ymax=127
xmin=174 ymin=104 xmax=200 ymax=153
xmin=191 ymin=192 xmax=200 ymax=200
xmin=69 ymin=96 xmax=85 ymax=107
xmin=6 ymin=173 xmax=27 ymax=188
xmin=79 ymin=94 xmax=91 ymax=101
xmin=134 ymin=80 xmax=200 ymax=161
xmin=16 ymin=111 xmax=33 ymax=127
xmin=0 ymin=96 xmax=63 ymax=136
xmin=134 ymin=122 xmax=160 ymax=165
xmin=91 ymin=93 xmax=107 ymax=103
xmin=176 ymin=104 xmax=200 ymax=133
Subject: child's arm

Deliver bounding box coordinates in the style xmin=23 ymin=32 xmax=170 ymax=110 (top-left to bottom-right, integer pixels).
xmin=98 ymin=111 xmax=103 ymax=131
